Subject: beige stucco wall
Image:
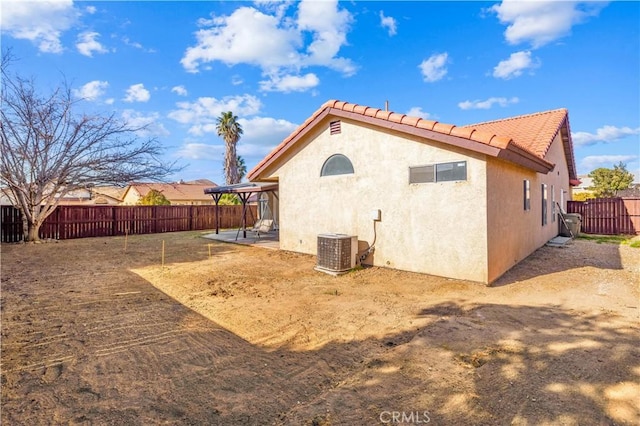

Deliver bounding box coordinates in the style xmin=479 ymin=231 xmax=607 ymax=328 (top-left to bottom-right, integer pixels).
xmin=122 ymin=188 xmax=142 ymax=205
xmin=486 ymin=133 xmax=572 ymax=282
xmin=267 ymin=117 xmax=492 ymax=283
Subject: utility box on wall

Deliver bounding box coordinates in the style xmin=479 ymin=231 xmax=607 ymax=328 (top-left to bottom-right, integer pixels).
xmin=315 ymin=234 xmax=358 ymax=275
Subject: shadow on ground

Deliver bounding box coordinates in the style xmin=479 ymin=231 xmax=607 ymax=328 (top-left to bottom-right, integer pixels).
xmin=1 ymin=233 xmax=638 ymax=425
xmin=492 ymin=239 xmax=626 ymax=287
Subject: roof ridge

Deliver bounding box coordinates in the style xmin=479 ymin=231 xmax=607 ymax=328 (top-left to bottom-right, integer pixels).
xmin=326 ymin=99 xmax=514 ymax=150
xmin=463 ymin=108 xmax=568 ymax=127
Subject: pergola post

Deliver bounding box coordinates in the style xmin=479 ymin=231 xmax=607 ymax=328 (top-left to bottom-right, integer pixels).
xmin=212 ymin=194 xmax=222 ymax=234
xmin=236 ymin=192 xmax=253 ymax=239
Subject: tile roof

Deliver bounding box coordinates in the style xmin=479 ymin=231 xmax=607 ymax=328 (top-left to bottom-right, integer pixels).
xmin=93 ymin=186 xmax=127 ymax=201
xmin=128 ymin=182 xmax=218 ymax=202
xmin=460 ymin=108 xmax=568 ymax=158
xmin=248 ymin=100 xmax=576 ymax=181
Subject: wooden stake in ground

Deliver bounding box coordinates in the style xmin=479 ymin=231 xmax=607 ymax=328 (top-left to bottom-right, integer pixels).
xmin=124 ymin=229 xmax=129 ymax=252
xmin=208 ymin=243 xmax=212 ymax=259
xmin=161 ymin=240 xmax=165 ymax=269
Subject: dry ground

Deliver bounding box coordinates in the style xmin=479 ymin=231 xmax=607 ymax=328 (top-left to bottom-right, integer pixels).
xmin=1 ymin=231 xmax=639 ymax=425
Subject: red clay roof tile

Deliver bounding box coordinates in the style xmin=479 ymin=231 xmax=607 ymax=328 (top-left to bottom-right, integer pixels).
xmin=449 ymin=126 xmax=475 ymax=139
xmin=353 ymin=105 xmax=368 ymax=115
xmin=388 ymin=113 xmax=405 ymax=124
xmin=363 ymin=108 xmax=379 ymax=118
xmin=400 ymin=116 xmax=420 ymax=127
xmin=375 ymin=110 xmax=392 ymax=120
xmin=489 ymin=135 xmax=512 ymax=149
xmin=433 ymin=122 xmax=455 ymax=135
xmin=334 ymin=101 xmax=348 ymax=110
xmin=415 ymin=119 xmax=437 ymax=130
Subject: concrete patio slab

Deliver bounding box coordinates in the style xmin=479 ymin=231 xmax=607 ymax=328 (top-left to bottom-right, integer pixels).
xmin=202 ymin=229 xmax=280 ymax=250
xmin=546 ymin=236 xmax=573 ymax=247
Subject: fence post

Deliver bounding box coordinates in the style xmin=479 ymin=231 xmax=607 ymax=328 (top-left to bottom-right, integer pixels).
xmin=58 ymin=206 xmax=65 ymax=240
xmin=153 ymin=206 xmax=158 ymax=233
xmin=613 ymin=198 xmax=622 ymax=235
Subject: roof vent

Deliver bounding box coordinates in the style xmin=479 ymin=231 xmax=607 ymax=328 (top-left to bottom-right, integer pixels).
xmin=315 ymin=234 xmax=357 ymax=275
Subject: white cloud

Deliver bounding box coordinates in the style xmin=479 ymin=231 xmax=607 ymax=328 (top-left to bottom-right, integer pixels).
xmin=171 ymin=85 xmax=188 ymax=96
xmin=490 ymin=1 xmax=607 ymax=48
xmin=259 ymin=73 xmax=319 ymax=93
xmin=121 ymin=110 xmax=169 ymax=137
xmin=105 ymin=98 xmax=115 ymax=105
xmin=297 ymin=0 xmax=355 ymax=73
xmin=580 ymin=155 xmax=638 ymax=172
xmin=379 ymin=11 xmax=397 ymax=36
xmin=458 ymin=97 xmax=520 ymax=110
xmin=231 ymin=75 xmax=244 ymax=86
xmin=419 ymin=53 xmax=449 ymax=83
xmin=237 ymin=116 xmax=298 ymax=143
xmin=0 ymin=0 xmax=78 ymax=53
xmin=168 ymin=95 xmax=263 ymax=135
xmin=406 ymin=107 xmax=433 ymax=120
xmin=73 ymin=80 xmax=109 ymax=101
xmin=181 ymin=6 xmax=301 ymax=73
xmin=76 ymin=31 xmax=108 ymax=57
xmin=176 ymin=143 xmax=224 ymax=161
xmin=123 ymin=84 xmax=151 ymax=103
xmin=493 ymin=50 xmax=540 ymax=79
xmin=572 ymin=125 xmax=640 ymax=147
xmin=86 ymin=6 xmax=97 ymax=14
xmin=121 ymin=36 xmax=155 ymax=53
xmin=122 ymin=36 xmax=142 ymax=49
xmin=180 ymin=1 xmax=355 ymax=91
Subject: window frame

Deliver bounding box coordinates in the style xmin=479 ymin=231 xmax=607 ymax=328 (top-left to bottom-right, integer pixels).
xmin=320 ymin=153 xmax=354 ymax=177
xmin=542 ymin=183 xmax=548 ymax=226
xmin=409 ymin=160 xmax=467 ymax=184
xmin=523 ymin=179 xmax=531 ymax=211
xmin=551 ymin=185 xmax=556 ymax=222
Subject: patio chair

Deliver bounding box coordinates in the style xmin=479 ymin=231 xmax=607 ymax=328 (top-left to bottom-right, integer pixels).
xmin=252 ymin=219 xmax=273 ymax=238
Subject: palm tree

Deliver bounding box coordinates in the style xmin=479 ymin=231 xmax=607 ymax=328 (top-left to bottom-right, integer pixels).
xmin=216 ymin=111 xmax=243 ymax=185
xmin=237 ymin=155 xmax=247 ymax=182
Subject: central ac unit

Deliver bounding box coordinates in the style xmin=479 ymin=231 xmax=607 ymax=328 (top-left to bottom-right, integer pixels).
xmin=315 ymin=234 xmax=358 ymax=275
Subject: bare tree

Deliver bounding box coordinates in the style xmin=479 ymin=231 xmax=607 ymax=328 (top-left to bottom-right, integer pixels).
xmin=0 ymin=52 xmax=179 ymax=241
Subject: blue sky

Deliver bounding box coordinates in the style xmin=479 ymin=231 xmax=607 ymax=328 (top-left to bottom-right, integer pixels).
xmin=2 ymin=0 xmax=639 ymax=185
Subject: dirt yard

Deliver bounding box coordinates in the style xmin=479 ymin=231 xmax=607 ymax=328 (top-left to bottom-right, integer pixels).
xmin=1 ymin=231 xmax=638 ymax=425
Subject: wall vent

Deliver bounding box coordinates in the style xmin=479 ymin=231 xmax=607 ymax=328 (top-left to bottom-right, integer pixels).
xmin=329 ymin=120 xmax=341 ymax=135
xmin=315 ymin=234 xmax=357 ymax=275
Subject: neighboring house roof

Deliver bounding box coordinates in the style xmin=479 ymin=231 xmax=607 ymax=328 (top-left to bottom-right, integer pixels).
xmin=93 ymin=186 xmax=127 ymax=201
xmin=124 ymin=182 xmax=218 ymax=202
xmin=1 ymin=185 xmax=124 ymax=205
xmin=248 ymin=100 xmax=578 ymax=183
xmin=185 ymin=179 xmax=216 ymax=186
xmin=572 ymin=176 xmax=593 ymax=192
xmin=618 ymin=184 xmax=640 ymax=197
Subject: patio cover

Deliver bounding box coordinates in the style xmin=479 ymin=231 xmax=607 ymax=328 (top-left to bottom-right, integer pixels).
xmin=204 ymin=182 xmax=279 ymax=237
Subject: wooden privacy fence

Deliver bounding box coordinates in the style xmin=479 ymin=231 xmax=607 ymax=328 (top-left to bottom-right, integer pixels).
xmin=567 ymin=197 xmax=640 ymax=235
xmin=1 ymin=205 xmax=256 ymax=242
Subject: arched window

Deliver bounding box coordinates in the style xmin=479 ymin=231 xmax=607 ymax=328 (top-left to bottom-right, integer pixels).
xmin=320 ymin=154 xmax=354 ymax=176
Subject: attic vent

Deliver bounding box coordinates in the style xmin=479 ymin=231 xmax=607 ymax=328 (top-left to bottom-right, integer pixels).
xmin=329 ymin=120 xmax=341 ymax=135
xmin=315 ymin=234 xmax=357 ymax=275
